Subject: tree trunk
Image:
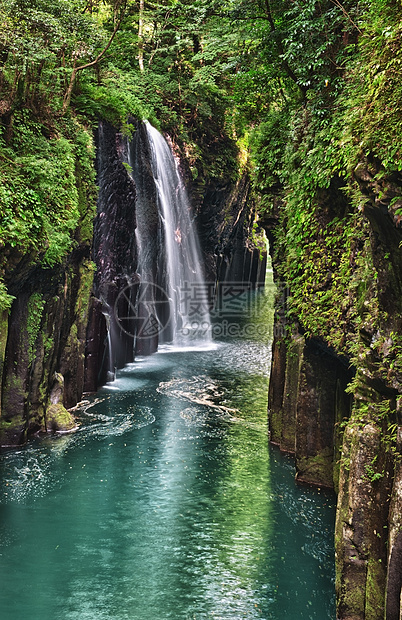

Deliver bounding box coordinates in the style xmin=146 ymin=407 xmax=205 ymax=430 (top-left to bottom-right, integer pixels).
xmin=138 ymin=0 xmax=145 ymax=73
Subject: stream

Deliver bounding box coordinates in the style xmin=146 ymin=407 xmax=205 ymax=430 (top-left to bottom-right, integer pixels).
xmin=0 ymin=283 xmax=336 ymax=619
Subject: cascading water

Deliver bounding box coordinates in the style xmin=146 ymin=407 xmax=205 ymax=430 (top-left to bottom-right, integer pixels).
xmin=128 ymin=122 xmax=211 ymax=351
xmin=93 ymin=120 xmax=212 ymax=383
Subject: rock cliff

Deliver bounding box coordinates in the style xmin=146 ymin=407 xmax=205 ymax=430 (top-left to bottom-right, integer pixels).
xmin=267 ymin=160 xmax=402 ymax=618
xmin=0 ymin=119 xmax=265 ymax=445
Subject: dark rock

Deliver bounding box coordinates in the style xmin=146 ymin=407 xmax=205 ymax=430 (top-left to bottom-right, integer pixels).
xmin=198 ymin=174 xmax=267 ymax=290
xmin=268 ymin=156 xmax=402 ymax=616
xmin=295 ymin=339 xmax=351 ymax=488
xmin=0 ymin=249 xmax=94 ymax=446
xmin=84 ymin=121 xmax=138 ymax=385
xmin=335 ymin=418 xmax=392 ymax=619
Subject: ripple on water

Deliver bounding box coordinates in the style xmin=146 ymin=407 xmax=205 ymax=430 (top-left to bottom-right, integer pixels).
xmin=0 ymin=446 xmax=66 ymax=504
xmin=179 ymin=406 xmax=209 ymax=426
xmin=0 ymin=399 xmax=156 ymax=505
xmin=79 ymin=400 xmax=156 ymax=438
xmin=211 ymin=340 xmax=271 ymax=378
xmin=157 ymin=376 xmax=238 ymax=419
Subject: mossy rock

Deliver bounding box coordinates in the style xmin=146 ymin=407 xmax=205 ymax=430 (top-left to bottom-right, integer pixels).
xmin=45 ymin=403 xmax=76 ymax=433
xmin=0 ymin=415 xmax=27 ymax=446
xmin=296 ymin=447 xmax=334 ymax=488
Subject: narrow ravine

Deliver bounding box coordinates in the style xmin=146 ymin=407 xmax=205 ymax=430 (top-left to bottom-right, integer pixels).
xmin=0 ymin=282 xmax=335 ymax=619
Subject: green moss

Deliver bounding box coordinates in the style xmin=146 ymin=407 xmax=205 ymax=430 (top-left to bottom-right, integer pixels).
xmin=365 ymin=557 xmax=386 ymax=620
xmin=75 ymin=259 xmax=96 ymax=322
xmin=0 ymin=414 xmax=26 ymax=446
xmin=45 ymin=403 xmax=76 ymax=433
xmin=62 ymin=259 xmax=95 ymax=367
xmin=3 ymin=374 xmax=26 ymax=407
xmin=0 ymin=112 xmax=98 ymax=267
xmin=280 ymin=334 xmax=304 ymax=451
xmin=0 ymin=281 xmax=15 ymax=314
xmin=26 ymin=293 xmax=45 ymax=365
xmin=296 ymin=447 xmax=334 ymax=487
xmin=269 ymin=407 xmax=283 ymax=445
xmin=73 ymin=129 xmax=97 ymax=247
xmin=43 ymin=334 xmax=54 ymax=358
xmin=69 ymin=323 xmax=78 ymax=340
xmin=250 ymin=217 xmax=268 ymax=260
xmin=0 ymin=309 xmax=8 ymax=397
xmin=342 ymin=575 xmax=367 ymax=616
xmin=0 ymin=414 xmax=25 ymax=429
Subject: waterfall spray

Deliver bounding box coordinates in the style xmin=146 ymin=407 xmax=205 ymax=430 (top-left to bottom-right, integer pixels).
xmin=125 ymin=122 xmax=211 ymax=353
xmin=144 ymin=122 xmax=211 ymax=346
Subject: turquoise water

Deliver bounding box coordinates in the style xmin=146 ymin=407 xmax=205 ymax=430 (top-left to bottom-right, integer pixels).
xmin=0 ymin=290 xmax=335 ymax=619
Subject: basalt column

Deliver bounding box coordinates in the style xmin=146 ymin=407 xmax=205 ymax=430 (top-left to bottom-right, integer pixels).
xmin=84 ymin=122 xmax=138 ymax=389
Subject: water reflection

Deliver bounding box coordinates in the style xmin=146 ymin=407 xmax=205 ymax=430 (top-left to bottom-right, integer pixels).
xmin=0 ymin=288 xmax=335 ymax=619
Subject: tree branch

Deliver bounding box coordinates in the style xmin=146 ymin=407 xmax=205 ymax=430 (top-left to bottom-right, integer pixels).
xmin=263 ymin=0 xmax=276 ymax=31
xmin=138 ymin=0 xmax=145 ymax=73
xmin=262 ymin=0 xmax=306 ymax=96
xmin=330 ymin=0 xmax=362 ymax=34
xmin=62 ymin=1 xmax=127 ymax=114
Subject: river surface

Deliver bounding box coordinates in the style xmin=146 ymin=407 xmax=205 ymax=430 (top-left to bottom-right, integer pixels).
xmin=0 ymin=284 xmax=336 ymax=619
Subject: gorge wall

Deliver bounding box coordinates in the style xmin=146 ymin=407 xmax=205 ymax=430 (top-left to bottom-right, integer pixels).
xmin=0 ymin=119 xmax=265 ymax=446
xmin=85 ymin=120 xmax=266 ymax=389
xmin=0 ymin=116 xmax=97 ymax=445
xmin=0 ymin=249 xmax=93 ymax=445
xmin=267 ymin=158 xmax=402 ymax=618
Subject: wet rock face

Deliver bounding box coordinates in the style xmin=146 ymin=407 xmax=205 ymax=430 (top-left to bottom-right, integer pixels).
xmin=94 ymin=123 xmax=138 ymax=294
xmin=1 ymin=292 xmax=30 ymax=445
xmin=0 ymin=252 xmax=93 ymax=446
xmin=84 ymin=121 xmax=139 ymax=389
xmin=268 ymin=332 xmax=352 ymax=488
xmin=83 ymin=297 xmax=107 ymax=393
xmin=46 ymin=373 xmax=76 ymax=432
xmin=198 ymin=175 xmax=267 ymax=288
xmin=295 ymin=339 xmax=352 ymax=488
xmin=386 ymin=429 xmax=402 ymax=620
xmin=268 ymin=159 xmax=402 ymax=617
xmin=335 ymin=420 xmax=393 ymax=619
xmin=127 ymin=123 xmax=160 ymax=357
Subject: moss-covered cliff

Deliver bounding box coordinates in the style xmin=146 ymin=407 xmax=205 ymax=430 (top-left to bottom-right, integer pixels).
xmin=0 ymin=111 xmax=97 ymax=444
xmin=1 ymin=0 xmax=402 ymax=615
xmin=0 ymin=0 xmax=265 ymax=443
xmin=261 ymin=4 xmax=402 ymax=617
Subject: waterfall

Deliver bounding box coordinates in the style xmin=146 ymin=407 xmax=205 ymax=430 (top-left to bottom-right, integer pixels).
xmin=145 ymin=122 xmax=211 ymax=346
xmin=126 ymin=121 xmax=211 ymax=354
xmin=92 ymin=120 xmax=212 ymax=384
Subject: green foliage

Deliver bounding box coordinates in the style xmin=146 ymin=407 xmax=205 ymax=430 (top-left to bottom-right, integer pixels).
xmin=0 ymin=281 xmax=15 ymax=314
xmin=0 ymin=110 xmax=96 ymax=267
xmin=249 ymin=108 xmax=290 ymax=209
xmin=73 ymin=79 xmax=145 ymax=126
xmin=333 ymin=3 xmax=402 ymax=174
xmin=72 ymin=124 xmax=98 ymax=245
xmin=0 ymin=0 xmax=104 ymax=113
xmin=243 ymin=0 xmax=402 ymax=401
xmin=26 ymin=292 xmax=45 ymax=364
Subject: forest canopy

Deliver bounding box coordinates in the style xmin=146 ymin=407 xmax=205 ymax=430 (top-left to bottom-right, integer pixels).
xmin=1 ymin=0 xmax=402 ymax=299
